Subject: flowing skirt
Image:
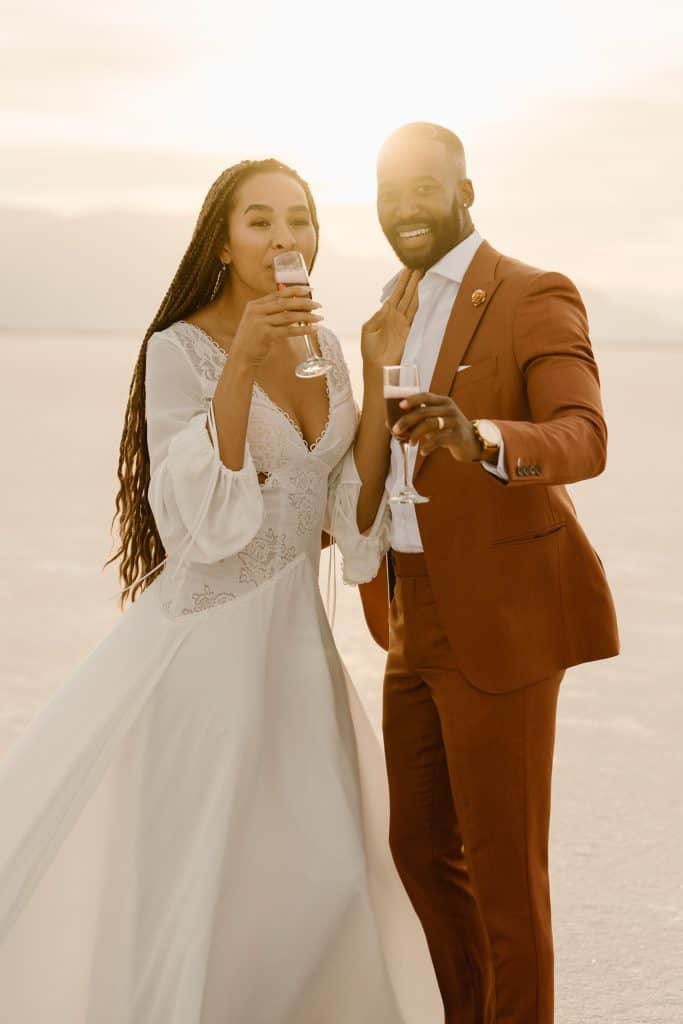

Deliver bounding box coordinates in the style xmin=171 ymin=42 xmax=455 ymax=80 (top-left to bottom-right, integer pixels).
xmin=0 ymin=553 xmax=441 ymax=1022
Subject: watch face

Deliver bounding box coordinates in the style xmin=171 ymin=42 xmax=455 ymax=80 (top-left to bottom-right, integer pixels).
xmin=477 ymin=420 xmax=500 ymax=447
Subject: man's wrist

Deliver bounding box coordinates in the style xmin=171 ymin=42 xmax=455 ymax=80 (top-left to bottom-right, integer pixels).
xmin=471 ymin=419 xmax=502 ymax=462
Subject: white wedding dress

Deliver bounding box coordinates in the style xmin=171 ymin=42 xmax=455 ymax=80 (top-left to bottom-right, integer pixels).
xmin=0 ymin=322 xmax=441 ymax=1023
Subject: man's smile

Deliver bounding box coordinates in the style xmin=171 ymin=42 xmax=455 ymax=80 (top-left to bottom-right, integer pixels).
xmin=395 ymin=224 xmax=432 ymax=247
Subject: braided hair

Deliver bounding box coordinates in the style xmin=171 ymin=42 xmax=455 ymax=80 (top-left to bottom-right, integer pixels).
xmin=104 ymin=158 xmax=320 ymax=608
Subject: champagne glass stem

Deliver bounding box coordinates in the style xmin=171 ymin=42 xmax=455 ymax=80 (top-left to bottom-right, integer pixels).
xmin=401 ymin=441 xmax=411 ymax=490
xmin=302 ymin=331 xmax=316 ymax=360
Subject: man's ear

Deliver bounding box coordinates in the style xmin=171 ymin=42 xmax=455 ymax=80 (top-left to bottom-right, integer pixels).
xmin=460 ymin=178 xmax=475 ymax=209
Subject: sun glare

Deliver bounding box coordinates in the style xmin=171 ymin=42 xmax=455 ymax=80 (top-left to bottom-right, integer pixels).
xmin=147 ymin=0 xmax=609 ymax=204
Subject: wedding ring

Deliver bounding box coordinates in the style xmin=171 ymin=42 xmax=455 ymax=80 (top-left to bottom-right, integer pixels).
xmin=436 ymin=416 xmax=445 ymax=431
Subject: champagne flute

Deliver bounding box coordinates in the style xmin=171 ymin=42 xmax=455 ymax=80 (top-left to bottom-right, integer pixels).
xmin=384 ymin=364 xmax=430 ymax=505
xmin=272 ymin=251 xmax=333 ymax=379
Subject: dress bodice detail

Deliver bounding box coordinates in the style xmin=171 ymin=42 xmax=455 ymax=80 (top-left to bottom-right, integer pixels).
xmin=145 ymin=321 xmax=359 ymax=620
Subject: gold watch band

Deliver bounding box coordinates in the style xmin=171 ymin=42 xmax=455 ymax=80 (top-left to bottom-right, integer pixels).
xmin=472 ymin=419 xmax=499 ymax=456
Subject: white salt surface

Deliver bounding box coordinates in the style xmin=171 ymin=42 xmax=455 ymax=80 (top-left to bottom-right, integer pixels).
xmin=1 ymin=330 xmax=682 ymax=1022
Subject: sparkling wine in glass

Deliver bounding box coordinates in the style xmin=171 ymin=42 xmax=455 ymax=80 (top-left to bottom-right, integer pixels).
xmin=383 ymin=364 xmax=430 ymax=505
xmin=272 ymin=251 xmax=333 ymax=379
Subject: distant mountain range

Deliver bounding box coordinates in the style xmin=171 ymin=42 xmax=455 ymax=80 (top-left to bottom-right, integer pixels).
xmin=1 ymin=207 xmax=681 ymax=346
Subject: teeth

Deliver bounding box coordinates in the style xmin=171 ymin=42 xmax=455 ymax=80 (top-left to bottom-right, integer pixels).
xmin=399 ymin=228 xmax=430 ymax=239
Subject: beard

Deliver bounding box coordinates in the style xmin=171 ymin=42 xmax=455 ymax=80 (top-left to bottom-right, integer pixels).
xmin=382 ymin=199 xmax=468 ymax=271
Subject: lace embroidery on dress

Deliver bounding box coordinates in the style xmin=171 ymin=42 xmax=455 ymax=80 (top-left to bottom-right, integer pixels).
xmin=286 ymin=467 xmax=328 ymax=536
xmin=161 ymin=584 xmax=236 ymax=617
xmin=173 ymin=321 xmax=227 ymax=384
xmin=173 ymin=321 xmax=344 ymax=454
xmin=252 ymin=381 xmax=332 ymax=453
xmin=249 ymin=418 xmax=289 ymax=479
xmin=318 ymin=328 xmax=352 ymax=397
xmin=152 ymin=320 xmax=356 ymax=622
xmin=238 ymin=529 xmax=297 ymax=585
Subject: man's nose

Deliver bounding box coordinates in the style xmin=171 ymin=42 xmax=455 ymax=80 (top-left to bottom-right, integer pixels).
xmin=395 ymin=195 xmax=420 ymax=222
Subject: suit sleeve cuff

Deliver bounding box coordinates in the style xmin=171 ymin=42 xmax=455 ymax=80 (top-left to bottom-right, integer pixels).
xmin=480 ymin=436 xmax=509 ymax=483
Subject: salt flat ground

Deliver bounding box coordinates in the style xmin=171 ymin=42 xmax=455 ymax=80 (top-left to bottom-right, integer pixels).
xmin=1 ymin=330 xmax=681 ymax=1022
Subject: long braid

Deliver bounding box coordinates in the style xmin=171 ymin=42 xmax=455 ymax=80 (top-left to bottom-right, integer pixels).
xmin=104 ymin=159 xmax=320 ymax=608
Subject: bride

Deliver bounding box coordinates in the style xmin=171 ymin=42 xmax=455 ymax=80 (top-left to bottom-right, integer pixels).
xmin=0 ymin=158 xmax=440 ymax=1022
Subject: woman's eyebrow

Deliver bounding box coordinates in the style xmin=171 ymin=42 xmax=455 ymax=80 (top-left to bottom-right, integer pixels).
xmin=244 ymin=203 xmax=273 ymax=214
xmin=243 ymin=203 xmax=310 ymax=215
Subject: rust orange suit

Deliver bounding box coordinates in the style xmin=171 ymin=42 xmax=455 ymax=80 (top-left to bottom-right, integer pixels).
xmin=359 ymin=241 xmax=619 ymax=1023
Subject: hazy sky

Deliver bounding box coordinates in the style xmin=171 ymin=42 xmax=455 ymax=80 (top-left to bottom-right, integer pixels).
xmin=2 ymin=0 xmax=682 ymax=300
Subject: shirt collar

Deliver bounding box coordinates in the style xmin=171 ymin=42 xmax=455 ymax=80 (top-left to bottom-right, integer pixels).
xmin=381 ymin=229 xmax=484 ymax=301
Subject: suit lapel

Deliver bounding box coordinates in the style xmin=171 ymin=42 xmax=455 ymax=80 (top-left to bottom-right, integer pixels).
xmin=413 ymin=240 xmax=503 ymax=481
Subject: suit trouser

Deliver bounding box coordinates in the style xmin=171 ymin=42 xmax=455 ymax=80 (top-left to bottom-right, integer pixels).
xmin=383 ymin=551 xmax=563 ymax=1024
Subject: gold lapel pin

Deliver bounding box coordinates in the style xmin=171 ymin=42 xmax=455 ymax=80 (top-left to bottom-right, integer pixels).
xmin=471 ymin=288 xmax=486 ymax=307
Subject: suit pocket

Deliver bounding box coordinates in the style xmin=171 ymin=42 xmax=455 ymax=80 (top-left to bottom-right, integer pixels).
xmin=492 ymin=521 xmax=566 ymax=547
xmin=453 ymin=355 xmax=498 ymax=390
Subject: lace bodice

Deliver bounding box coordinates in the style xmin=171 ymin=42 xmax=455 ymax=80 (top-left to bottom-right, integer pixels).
xmin=144 ymin=321 xmax=389 ymax=620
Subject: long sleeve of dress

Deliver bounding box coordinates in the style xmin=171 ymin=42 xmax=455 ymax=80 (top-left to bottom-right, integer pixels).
xmin=145 ymin=331 xmax=264 ymax=565
xmin=326 ymin=444 xmax=391 ymax=586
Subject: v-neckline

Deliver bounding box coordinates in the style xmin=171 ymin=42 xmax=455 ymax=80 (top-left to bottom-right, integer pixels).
xmin=178 ymin=321 xmax=333 ymax=453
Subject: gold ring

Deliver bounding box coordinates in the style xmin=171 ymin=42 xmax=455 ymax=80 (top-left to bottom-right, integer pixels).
xmin=436 ymin=415 xmax=445 ymax=431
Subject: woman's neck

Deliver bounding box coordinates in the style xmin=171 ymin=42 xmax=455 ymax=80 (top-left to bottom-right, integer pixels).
xmin=210 ymin=275 xmax=260 ymax=334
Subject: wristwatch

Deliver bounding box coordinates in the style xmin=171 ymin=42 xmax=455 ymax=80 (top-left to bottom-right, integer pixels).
xmin=472 ymin=419 xmax=502 ymax=460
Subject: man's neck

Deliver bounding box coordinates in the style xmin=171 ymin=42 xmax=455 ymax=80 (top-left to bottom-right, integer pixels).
xmin=423 ymin=224 xmax=479 ymax=274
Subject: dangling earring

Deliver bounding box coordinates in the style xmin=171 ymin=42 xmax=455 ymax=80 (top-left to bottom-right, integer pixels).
xmin=211 ymin=260 xmax=228 ymax=300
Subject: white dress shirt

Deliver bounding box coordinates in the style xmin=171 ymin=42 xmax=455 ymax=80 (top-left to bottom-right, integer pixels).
xmin=383 ymin=230 xmax=508 ymax=553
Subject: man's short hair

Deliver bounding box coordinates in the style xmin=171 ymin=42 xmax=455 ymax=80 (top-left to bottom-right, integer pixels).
xmin=380 ymin=122 xmax=467 ymax=174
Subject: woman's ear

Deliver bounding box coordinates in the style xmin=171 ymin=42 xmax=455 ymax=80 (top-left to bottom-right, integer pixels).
xmin=219 ymin=240 xmax=231 ymax=265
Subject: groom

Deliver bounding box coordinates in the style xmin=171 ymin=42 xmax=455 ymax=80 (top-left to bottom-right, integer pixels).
xmin=357 ymin=123 xmax=620 ymax=1023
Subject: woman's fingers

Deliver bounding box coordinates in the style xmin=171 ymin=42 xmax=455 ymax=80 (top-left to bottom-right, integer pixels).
xmin=386 ymin=268 xmax=413 ymax=308
xmin=259 ymin=296 xmax=321 ymax=315
xmin=396 ymin=270 xmax=422 ymax=318
xmin=262 ymin=285 xmax=311 ymax=301
xmin=268 ymin=310 xmax=323 ymax=326
xmin=286 ymin=323 xmax=319 ymax=338
xmin=404 ymin=275 xmax=421 ymax=322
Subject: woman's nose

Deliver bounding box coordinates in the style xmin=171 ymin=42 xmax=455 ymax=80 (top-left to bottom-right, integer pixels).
xmin=272 ymin=228 xmax=297 ymax=251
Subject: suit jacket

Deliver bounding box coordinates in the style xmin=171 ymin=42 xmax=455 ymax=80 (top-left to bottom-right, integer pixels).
xmin=359 ymin=240 xmax=620 ymax=693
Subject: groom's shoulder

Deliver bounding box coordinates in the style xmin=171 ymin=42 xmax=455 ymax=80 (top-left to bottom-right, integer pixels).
xmin=489 ymin=245 xmax=583 ymax=303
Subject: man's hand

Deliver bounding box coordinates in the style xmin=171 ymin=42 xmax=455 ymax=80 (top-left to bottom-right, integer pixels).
xmin=393 ymin=392 xmax=489 ymax=463
xmin=361 ymin=268 xmax=422 ymax=369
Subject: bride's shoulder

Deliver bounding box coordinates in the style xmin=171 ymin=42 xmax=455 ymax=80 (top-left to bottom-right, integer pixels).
xmin=147 ymin=320 xmax=225 ymax=386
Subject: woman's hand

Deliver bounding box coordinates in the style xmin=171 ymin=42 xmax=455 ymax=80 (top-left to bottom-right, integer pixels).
xmin=230 ymin=286 xmax=323 ymax=369
xmin=361 ymin=268 xmax=422 ymax=369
